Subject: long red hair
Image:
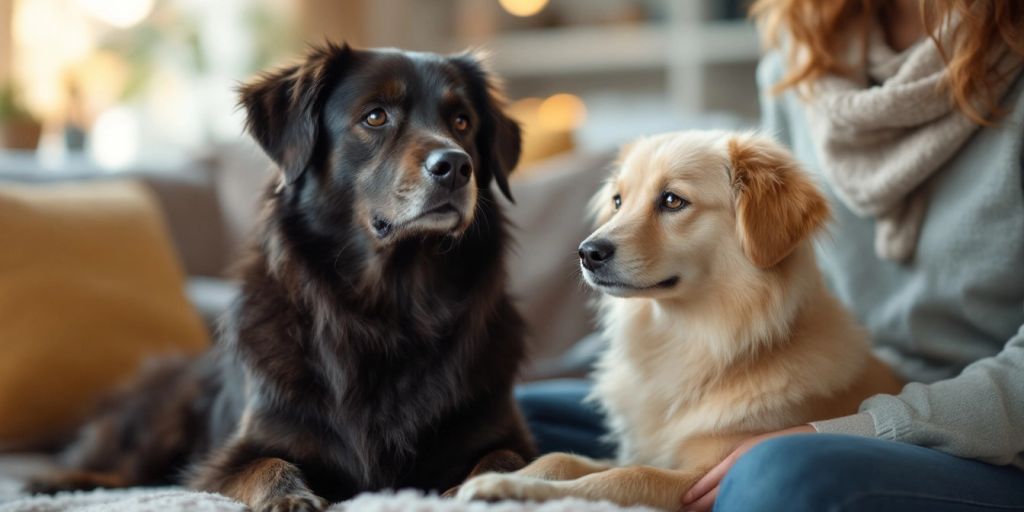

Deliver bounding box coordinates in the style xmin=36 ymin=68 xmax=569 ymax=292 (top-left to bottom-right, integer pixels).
xmin=750 ymin=0 xmax=1024 ymax=124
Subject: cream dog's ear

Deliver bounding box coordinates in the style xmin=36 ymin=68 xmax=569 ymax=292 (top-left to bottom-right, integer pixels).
xmin=728 ymin=133 xmax=830 ymax=269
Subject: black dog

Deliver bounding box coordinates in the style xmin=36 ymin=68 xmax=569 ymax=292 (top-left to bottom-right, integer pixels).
xmin=28 ymin=43 xmax=535 ymax=512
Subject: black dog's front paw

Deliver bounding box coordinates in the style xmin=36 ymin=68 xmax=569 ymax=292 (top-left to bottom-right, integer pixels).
xmin=254 ymin=492 xmax=328 ymax=512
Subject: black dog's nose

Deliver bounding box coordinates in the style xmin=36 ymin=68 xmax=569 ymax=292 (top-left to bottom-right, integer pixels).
xmin=424 ymin=149 xmax=472 ymax=190
xmin=578 ymin=239 xmax=615 ymax=271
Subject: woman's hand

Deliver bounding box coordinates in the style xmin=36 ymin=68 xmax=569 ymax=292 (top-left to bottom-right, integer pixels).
xmin=679 ymin=425 xmax=816 ymax=512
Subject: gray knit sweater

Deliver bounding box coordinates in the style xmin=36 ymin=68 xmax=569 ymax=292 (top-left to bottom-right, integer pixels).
xmin=757 ymin=51 xmax=1024 ymax=468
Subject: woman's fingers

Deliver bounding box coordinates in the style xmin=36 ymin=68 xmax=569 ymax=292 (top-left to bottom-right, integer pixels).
xmin=681 ymin=484 xmax=719 ymax=512
xmin=682 ymin=451 xmax=737 ymax=505
xmin=681 ymin=426 xmax=817 ymax=510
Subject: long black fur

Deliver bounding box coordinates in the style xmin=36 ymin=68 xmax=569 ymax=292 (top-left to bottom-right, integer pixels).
xmin=28 ymin=43 xmax=534 ymax=511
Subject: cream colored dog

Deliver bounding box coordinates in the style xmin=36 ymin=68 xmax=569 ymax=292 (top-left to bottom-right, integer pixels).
xmin=456 ymin=131 xmax=903 ymax=510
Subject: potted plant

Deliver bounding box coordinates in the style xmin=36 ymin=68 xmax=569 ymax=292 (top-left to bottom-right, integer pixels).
xmin=0 ymin=82 xmax=42 ymax=150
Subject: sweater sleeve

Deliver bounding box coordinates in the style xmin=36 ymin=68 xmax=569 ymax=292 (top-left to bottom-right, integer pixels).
xmin=813 ymin=322 xmax=1024 ymax=468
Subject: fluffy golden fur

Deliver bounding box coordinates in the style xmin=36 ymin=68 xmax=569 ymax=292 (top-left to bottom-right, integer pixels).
xmin=457 ymin=131 xmax=903 ymax=510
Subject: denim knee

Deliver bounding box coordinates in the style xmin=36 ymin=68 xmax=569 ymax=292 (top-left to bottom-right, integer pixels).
xmin=514 ymin=380 xmax=615 ymax=458
xmin=715 ymin=434 xmax=861 ymax=512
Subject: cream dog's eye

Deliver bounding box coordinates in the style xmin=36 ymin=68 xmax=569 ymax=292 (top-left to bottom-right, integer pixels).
xmin=661 ymin=192 xmax=689 ymax=211
xmin=613 ymin=194 xmax=622 ymax=210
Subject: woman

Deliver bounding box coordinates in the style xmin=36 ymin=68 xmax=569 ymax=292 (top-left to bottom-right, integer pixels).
xmin=518 ymin=1 xmax=1024 ymax=510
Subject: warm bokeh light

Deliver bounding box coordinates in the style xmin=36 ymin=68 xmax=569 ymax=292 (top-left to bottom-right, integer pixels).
xmin=509 ymin=97 xmax=544 ymax=118
xmin=507 ymin=95 xmax=583 ymax=169
xmin=70 ymin=51 xmax=131 ymax=123
xmin=498 ymin=0 xmax=549 ymax=17
xmin=12 ymin=0 xmax=97 ymax=119
xmin=77 ymin=0 xmax=155 ymax=28
xmin=537 ymin=93 xmax=587 ymax=131
xmin=89 ymin=107 xmax=139 ymax=169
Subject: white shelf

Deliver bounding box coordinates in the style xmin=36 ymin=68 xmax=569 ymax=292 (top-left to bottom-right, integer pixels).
xmin=479 ymin=21 xmax=760 ymax=78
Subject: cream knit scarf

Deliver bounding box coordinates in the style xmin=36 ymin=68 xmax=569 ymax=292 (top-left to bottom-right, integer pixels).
xmin=806 ymin=24 xmax=1022 ymax=262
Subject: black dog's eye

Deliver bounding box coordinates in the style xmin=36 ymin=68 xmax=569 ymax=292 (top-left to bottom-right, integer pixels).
xmin=454 ymin=114 xmax=470 ymax=132
xmin=661 ymin=192 xmax=689 ymax=211
xmin=613 ymin=194 xmax=622 ymax=210
xmin=364 ymin=108 xmax=388 ymax=127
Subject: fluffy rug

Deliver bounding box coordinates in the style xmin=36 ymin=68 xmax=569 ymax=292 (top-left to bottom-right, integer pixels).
xmin=0 ymin=488 xmax=655 ymax=512
xmin=0 ymin=457 xmax=655 ymax=512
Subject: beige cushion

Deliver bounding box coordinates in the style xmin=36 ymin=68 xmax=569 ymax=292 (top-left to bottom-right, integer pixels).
xmin=0 ymin=180 xmax=209 ymax=449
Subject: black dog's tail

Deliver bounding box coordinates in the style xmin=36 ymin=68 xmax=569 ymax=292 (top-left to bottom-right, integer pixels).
xmin=25 ymin=355 xmax=208 ymax=494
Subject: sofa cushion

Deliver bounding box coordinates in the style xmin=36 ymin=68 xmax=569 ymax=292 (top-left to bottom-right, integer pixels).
xmin=505 ymin=151 xmax=613 ymax=378
xmin=0 ymin=151 xmax=229 ymax=278
xmin=0 ymin=180 xmax=209 ymax=450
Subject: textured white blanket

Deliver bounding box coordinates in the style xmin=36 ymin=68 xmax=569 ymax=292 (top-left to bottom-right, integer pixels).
xmin=0 ymin=460 xmax=653 ymax=512
xmin=0 ymin=489 xmax=654 ymax=512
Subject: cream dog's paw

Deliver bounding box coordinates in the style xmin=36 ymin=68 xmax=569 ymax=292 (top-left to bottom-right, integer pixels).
xmin=456 ymin=473 xmax=565 ymax=503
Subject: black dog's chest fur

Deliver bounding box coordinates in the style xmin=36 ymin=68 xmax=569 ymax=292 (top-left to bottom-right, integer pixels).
xmin=202 ymin=193 xmax=528 ymax=500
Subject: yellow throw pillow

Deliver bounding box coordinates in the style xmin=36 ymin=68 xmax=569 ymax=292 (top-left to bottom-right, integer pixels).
xmin=0 ymin=180 xmax=209 ymax=449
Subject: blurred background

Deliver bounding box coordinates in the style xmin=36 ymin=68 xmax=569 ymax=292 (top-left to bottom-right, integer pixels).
xmin=0 ymin=0 xmax=758 ymax=170
xmin=0 ymin=0 xmax=762 ymax=450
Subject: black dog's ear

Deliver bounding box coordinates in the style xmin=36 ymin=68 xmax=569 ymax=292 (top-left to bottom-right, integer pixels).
xmin=450 ymin=51 xmax=522 ymax=202
xmin=238 ymin=42 xmax=352 ymax=184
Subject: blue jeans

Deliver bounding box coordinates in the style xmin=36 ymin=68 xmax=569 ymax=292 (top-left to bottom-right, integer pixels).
xmin=515 ymin=379 xmax=617 ymax=459
xmin=517 ymin=379 xmax=1024 ymax=511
